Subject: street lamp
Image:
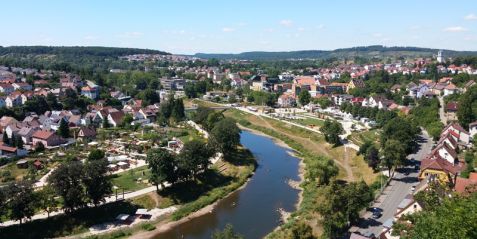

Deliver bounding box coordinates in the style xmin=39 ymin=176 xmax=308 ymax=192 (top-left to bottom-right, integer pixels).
xmin=113 ymin=186 xmax=119 ymax=201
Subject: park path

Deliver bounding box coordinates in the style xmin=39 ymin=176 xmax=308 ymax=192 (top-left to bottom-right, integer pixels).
xmin=438 ymin=96 xmax=447 ymax=125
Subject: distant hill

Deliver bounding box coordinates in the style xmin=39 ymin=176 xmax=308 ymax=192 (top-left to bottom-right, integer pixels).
xmin=0 ymin=46 xmax=170 ymax=57
xmin=193 ymin=45 xmax=477 ymax=60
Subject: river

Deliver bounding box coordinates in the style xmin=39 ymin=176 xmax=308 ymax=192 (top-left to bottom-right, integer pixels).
xmin=154 ymin=130 xmax=301 ymax=239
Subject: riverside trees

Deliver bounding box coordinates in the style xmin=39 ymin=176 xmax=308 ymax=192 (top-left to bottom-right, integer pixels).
xmin=47 ymin=158 xmax=111 ymax=212
xmin=147 ymin=140 xmax=214 ymax=191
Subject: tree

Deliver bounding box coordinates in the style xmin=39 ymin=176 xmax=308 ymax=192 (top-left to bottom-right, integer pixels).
xmin=3 ymin=132 xmax=9 ymax=145
xmin=365 ymin=145 xmax=380 ymax=170
xmin=88 ymin=149 xmax=105 ymax=161
xmin=146 ymin=148 xmax=177 ymax=190
xmin=209 ymin=118 xmax=241 ymax=158
xmin=15 ymin=135 xmax=24 ymax=149
xmin=0 ymin=186 xmax=7 ymax=223
xmin=212 ymin=224 xmax=244 ymax=239
xmin=58 ymin=118 xmax=70 ymax=138
xmin=171 ymin=98 xmax=185 ymax=121
xmin=7 ymin=181 xmax=36 ymax=224
xmin=48 ymin=161 xmax=87 ymax=212
xmin=457 ymin=92 xmax=475 ymax=130
xmin=121 ymin=114 xmax=134 ymax=128
xmin=205 ymin=111 xmax=225 ymax=131
xmin=102 ymin=116 xmax=110 ymax=128
xmin=320 ymin=120 xmax=343 ymax=146
xmin=137 ymin=89 xmax=160 ymax=106
xmin=83 ymin=160 xmax=112 ymax=206
xmin=298 ymin=90 xmax=311 ymax=106
xmin=393 ymin=192 xmax=477 ymax=239
xmin=381 ymin=139 xmax=406 ymax=177
xmin=305 ymin=157 xmax=339 ymax=186
xmin=36 ymin=142 xmax=45 ymax=152
xmin=178 ymin=140 xmax=213 ymax=180
xmin=36 ymin=186 xmax=58 ymax=218
xmin=357 ymin=141 xmax=373 ymax=156
xmin=317 ymin=180 xmax=373 ymax=238
xmin=287 ymin=221 xmax=315 ymax=239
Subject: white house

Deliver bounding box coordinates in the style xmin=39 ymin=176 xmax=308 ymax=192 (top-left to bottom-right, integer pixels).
xmin=470 ymin=121 xmax=477 ymax=139
xmin=441 ymin=123 xmax=471 ymax=144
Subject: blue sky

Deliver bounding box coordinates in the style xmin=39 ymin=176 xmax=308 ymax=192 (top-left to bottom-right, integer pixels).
xmin=1 ymin=0 xmax=476 ymax=54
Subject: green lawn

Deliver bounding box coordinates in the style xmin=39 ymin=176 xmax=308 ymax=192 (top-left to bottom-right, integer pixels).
xmin=110 ymin=166 xmax=152 ymax=192
xmin=290 ymin=117 xmax=325 ymax=128
xmin=347 ymin=129 xmax=380 ymax=146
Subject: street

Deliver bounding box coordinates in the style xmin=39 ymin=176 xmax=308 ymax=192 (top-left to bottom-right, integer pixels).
xmin=354 ymin=129 xmax=433 ymax=237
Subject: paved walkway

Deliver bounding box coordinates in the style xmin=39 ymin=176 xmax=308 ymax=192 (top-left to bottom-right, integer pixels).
xmin=438 ymin=96 xmax=447 ymax=125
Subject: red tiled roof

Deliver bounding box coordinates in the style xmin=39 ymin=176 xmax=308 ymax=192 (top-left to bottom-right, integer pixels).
xmin=32 ymin=130 xmax=55 ymax=140
xmin=0 ymin=143 xmax=17 ymax=152
xmin=446 ymin=102 xmax=458 ymax=112
xmin=421 ymin=154 xmax=464 ymax=175
xmin=455 ymin=173 xmax=477 ymax=194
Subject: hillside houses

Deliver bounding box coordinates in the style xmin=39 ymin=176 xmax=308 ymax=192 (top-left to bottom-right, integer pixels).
xmin=419 ymin=123 xmax=470 ymax=185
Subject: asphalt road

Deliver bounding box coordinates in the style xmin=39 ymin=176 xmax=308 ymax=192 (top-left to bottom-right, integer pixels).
xmin=354 ymin=130 xmax=434 ymax=237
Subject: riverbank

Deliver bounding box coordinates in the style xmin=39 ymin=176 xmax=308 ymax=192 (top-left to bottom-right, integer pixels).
xmin=224 ymin=108 xmax=379 ymax=237
xmin=84 ymin=144 xmax=256 ymax=239
xmin=238 ymin=125 xmax=305 ymax=225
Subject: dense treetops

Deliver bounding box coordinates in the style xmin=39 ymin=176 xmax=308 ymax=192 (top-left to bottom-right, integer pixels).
xmin=194 ymin=45 xmax=477 ymax=60
xmin=0 ymin=46 xmax=169 ymax=57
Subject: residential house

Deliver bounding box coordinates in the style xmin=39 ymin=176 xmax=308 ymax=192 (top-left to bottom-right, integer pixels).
xmin=0 ymin=143 xmax=28 ymax=157
xmin=77 ymin=126 xmax=96 ymax=142
xmin=419 ymin=153 xmax=464 ymax=184
xmin=5 ymin=94 xmax=22 ymax=108
xmin=390 ymin=84 xmax=402 ymax=93
xmin=81 ymin=86 xmax=99 ymax=99
xmin=12 ymin=82 xmax=33 ymax=91
xmin=346 ymin=79 xmax=365 ymax=93
xmin=463 ymin=80 xmax=476 ymax=93
xmin=277 ymin=93 xmax=296 ymax=107
xmin=443 ymin=83 xmax=459 ymax=96
xmin=108 ymin=111 xmax=125 ymax=127
xmin=0 ymin=84 xmax=14 ymax=94
xmin=441 ymin=123 xmax=471 ymax=144
xmin=17 ymin=126 xmax=39 ymax=145
xmin=32 ymin=130 xmax=64 ymax=148
xmin=444 ymin=101 xmax=458 ymax=122
xmin=470 ymin=121 xmax=477 ymax=138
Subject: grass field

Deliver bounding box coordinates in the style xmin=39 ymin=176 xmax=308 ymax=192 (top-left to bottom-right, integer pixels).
xmin=347 ymin=129 xmax=381 ymax=146
xmin=289 ymin=117 xmax=325 ymax=128
xmin=110 ymin=166 xmax=152 ymax=192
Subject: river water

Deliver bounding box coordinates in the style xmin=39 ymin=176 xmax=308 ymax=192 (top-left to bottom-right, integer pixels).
xmin=154 ymin=130 xmax=301 ymax=239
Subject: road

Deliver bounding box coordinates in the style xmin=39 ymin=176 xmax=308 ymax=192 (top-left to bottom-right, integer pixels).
xmin=438 ymin=96 xmax=447 ymax=125
xmin=354 ymin=129 xmax=433 ymax=237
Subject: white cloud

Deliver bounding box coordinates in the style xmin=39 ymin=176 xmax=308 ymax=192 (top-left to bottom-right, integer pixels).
xmin=316 ymin=24 xmax=325 ymax=29
xmin=409 ymin=25 xmax=421 ymax=30
xmin=265 ymin=28 xmax=275 ymax=33
xmin=443 ymin=26 xmax=468 ymax=32
xmin=222 ymin=27 xmax=235 ymax=32
xmin=297 ymin=27 xmax=305 ymax=32
xmin=118 ymin=32 xmax=144 ymax=38
xmin=465 ymin=14 xmax=477 ymax=20
xmin=279 ymin=19 xmax=293 ymax=27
